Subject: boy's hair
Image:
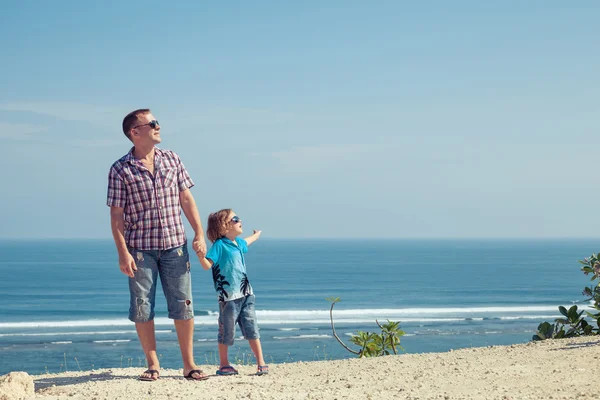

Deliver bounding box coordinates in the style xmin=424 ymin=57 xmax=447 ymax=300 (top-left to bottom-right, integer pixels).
xmin=122 ymin=108 xmax=151 ymax=140
xmin=206 ymin=208 xmax=233 ymax=243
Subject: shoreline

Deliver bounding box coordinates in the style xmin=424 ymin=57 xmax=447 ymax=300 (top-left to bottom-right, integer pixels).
xmin=6 ymin=336 xmax=597 ymax=399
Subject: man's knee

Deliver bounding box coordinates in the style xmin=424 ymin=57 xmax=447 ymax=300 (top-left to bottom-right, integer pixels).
xmin=129 ymin=296 xmax=154 ymax=322
xmin=168 ymin=297 xmax=194 ymax=320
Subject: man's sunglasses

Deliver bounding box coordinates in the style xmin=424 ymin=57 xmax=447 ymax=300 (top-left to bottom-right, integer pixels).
xmin=133 ymin=120 xmax=160 ymax=129
xmin=231 ymin=216 xmax=241 ymax=224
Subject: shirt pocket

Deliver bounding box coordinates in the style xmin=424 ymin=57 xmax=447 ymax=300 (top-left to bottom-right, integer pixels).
xmin=160 ymin=168 xmax=178 ymax=190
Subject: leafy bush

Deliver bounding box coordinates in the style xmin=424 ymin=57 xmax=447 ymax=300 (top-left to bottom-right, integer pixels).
xmin=326 ymin=297 xmax=405 ymax=357
xmin=533 ymin=253 xmax=600 ymax=340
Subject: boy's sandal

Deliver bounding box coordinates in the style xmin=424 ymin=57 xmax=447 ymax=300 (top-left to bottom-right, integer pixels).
xmin=138 ymin=369 xmax=160 ymax=381
xmin=184 ymin=369 xmax=209 ymax=381
xmin=216 ymin=365 xmax=239 ymax=376
xmin=257 ymin=365 xmax=269 ymax=376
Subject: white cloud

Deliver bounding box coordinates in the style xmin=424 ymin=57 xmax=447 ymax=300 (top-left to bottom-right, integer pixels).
xmin=0 ymin=102 xmax=125 ymax=126
xmin=0 ymin=122 xmax=48 ymax=140
xmin=67 ymin=139 xmax=124 ymax=148
xmin=174 ymin=107 xmax=296 ymax=125
xmin=251 ymin=144 xmax=366 ymax=173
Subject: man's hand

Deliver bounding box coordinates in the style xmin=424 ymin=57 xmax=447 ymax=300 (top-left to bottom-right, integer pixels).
xmin=253 ymin=230 xmax=262 ymax=237
xmin=192 ymin=235 xmax=207 ymax=256
xmin=119 ymin=253 xmax=137 ymax=277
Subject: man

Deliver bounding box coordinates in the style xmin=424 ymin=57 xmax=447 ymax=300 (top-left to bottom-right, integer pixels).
xmin=107 ymin=109 xmax=208 ymax=381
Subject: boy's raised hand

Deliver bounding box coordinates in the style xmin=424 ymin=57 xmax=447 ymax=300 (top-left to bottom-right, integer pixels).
xmin=245 ymin=229 xmax=262 ymax=245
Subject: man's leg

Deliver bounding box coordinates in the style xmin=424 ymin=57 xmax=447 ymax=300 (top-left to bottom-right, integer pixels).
xmin=174 ymin=318 xmax=204 ymax=377
xmin=128 ymin=248 xmax=160 ymax=380
xmin=136 ymin=320 xmax=160 ymax=380
xmin=159 ymin=244 xmax=206 ymax=379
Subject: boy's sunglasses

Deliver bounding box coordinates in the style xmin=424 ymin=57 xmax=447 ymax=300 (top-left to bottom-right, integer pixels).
xmin=231 ymin=216 xmax=241 ymax=224
xmin=133 ymin=120 xmax=160 ymax=129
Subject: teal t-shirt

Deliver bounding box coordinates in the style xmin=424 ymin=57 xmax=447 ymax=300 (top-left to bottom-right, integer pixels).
xmin=206 ymin=237 xmax=253 ymax=302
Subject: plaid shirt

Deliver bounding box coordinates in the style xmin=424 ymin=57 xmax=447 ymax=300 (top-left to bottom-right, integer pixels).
xmin=107 ymin=147 xmax=194 ymax=250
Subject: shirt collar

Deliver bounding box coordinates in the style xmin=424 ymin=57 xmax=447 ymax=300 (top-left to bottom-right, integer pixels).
xmin=220 ymin=237 xmax=239 ymax=247
xmin=125 ymin=146 xmax=163 ymax=164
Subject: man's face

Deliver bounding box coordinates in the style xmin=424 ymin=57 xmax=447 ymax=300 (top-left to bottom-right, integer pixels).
xmin=131 ymin=113 xmax=161 ymax=145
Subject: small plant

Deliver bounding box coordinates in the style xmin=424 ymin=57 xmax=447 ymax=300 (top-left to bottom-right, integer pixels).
xmin=533 ymin=253 xmax=600 ymax=340
xmin=326 ymin=297 xmax=405 ymax=357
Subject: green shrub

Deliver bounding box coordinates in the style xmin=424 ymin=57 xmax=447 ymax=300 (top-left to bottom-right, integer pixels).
xmin=533 ymin=253 xmax=600 ymax=340
xmin=326 ymin=297 xmax=405 ymax=357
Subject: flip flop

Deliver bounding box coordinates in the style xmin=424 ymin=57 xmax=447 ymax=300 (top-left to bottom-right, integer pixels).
xmin=184 ymin=369 xmax=209 ymax=381
xmin=257 ymin=365 xmax=269 ymax=376
xmin=216 ymin=365 xmax=239 ymax=376
xmin=138 ymin=369 xmax=160 ymax=381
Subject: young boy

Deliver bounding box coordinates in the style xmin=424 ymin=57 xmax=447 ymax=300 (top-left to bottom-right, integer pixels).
xmin=195 ymin=209 xmax=269 ymax=376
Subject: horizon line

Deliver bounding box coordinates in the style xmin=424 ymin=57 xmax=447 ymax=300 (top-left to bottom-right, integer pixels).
xmin=1 ymin=237 xmax=600 ymax=241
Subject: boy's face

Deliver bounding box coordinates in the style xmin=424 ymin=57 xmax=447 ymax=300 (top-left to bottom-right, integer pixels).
xmin=224 ymin=211 xmax=243 ymax=237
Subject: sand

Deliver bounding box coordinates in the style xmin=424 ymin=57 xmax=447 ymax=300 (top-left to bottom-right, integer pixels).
xmin=21 ymin=336 xmax=600 ymax=399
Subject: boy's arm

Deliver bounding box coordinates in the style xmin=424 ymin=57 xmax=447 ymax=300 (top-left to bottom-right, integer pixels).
xmin=244 ymin=230 xmax=262 ymax=246
xmin=197 ymin=256 xmax=214 ymax=271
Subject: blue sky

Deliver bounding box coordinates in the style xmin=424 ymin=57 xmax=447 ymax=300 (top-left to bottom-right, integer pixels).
xmin=1 ymin=1 xmax=598 ymax=239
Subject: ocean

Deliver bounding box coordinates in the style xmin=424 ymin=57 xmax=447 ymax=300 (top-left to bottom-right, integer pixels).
xmin=0 ymin=238 xmax=595 ymax=375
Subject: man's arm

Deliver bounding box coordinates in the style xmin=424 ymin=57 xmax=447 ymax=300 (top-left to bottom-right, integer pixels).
xmin=244 ymin=230 xmax=262 ymax=246
xmin=109 ymin=206 xmax=137 ymax=277
xmin=179 ymin=188 xmax=207 ymax=255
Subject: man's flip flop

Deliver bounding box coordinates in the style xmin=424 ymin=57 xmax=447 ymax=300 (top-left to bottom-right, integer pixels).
xmin=184 ymin=369 xmax=209 ymax=381
xmin=138 ymin=369 xmax=159 ymax=381
xmin=216 ymin=365 xmax=239 ymax=376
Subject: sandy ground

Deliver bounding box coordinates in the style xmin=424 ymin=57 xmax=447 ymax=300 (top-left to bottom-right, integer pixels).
xmin=23 ymin=336 xmax=600 ymax=399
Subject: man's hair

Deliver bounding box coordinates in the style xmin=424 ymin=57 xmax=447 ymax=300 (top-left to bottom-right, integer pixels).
xmin=206 ymin=209 xmax=233 ymax=243
xmin=122 ymin=108 xmax=151 ymax=140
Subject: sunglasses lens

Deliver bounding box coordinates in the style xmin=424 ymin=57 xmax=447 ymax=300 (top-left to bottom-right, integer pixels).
xmin=149 ymin=120 xmax=158 ymax=128
xmin=232 ymin=216 xmax=240 ymax=223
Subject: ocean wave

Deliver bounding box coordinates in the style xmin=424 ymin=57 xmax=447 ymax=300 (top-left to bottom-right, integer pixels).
xmin=0 ymin=306 xmax=571 ymax=330
xmin=0 ymin=330 xmax=172 ymax=337
xmin=273 ymin=334 xmax=332 ymax=340
xmin=92 ymin=340 xmax=130 ymax=343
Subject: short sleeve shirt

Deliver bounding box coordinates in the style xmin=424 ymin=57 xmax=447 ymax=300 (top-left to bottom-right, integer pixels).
xmin=206 ymin=237 xmax=253 ymax=303
xmin=106 ymin=147 xmax=194 ymax=250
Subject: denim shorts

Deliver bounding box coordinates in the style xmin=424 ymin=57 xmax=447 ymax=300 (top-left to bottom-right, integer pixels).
xmin=127 ymin=244 xmax=194 ymax=322
xmin=218 ymin=295 xmax=260 ymax=345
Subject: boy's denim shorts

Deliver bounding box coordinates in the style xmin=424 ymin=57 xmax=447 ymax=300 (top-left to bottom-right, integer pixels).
xmin=218 ymin=295 xmax=260 ymax=346
xmin=127 ymin=244 xmax=194 ymax=323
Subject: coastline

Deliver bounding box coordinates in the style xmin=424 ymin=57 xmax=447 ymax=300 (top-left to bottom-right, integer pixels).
xmin=8 ymin=336 xmax=597 ymax=399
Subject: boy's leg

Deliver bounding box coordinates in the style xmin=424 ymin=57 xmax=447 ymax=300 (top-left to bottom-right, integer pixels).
xmin=218 ymin=343 xmax=230 ymax=368
xmin=238 ymin=295 xmax=266 ymax=367
xmin=158 ymin=245 xmax=204 ymax=378
xmin=217 ymin=299 xmax=241 ymax=372
xmin=248 ymin=339 xmax=265 ymax=367
xmin=128 ymin=248 xmax=160 ymax=380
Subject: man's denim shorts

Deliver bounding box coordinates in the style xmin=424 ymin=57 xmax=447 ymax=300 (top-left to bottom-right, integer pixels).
xmin=127 ymin=244 xmax=194 ymax=322
xmin=218 ymin=295 xmax=260 ymax=345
